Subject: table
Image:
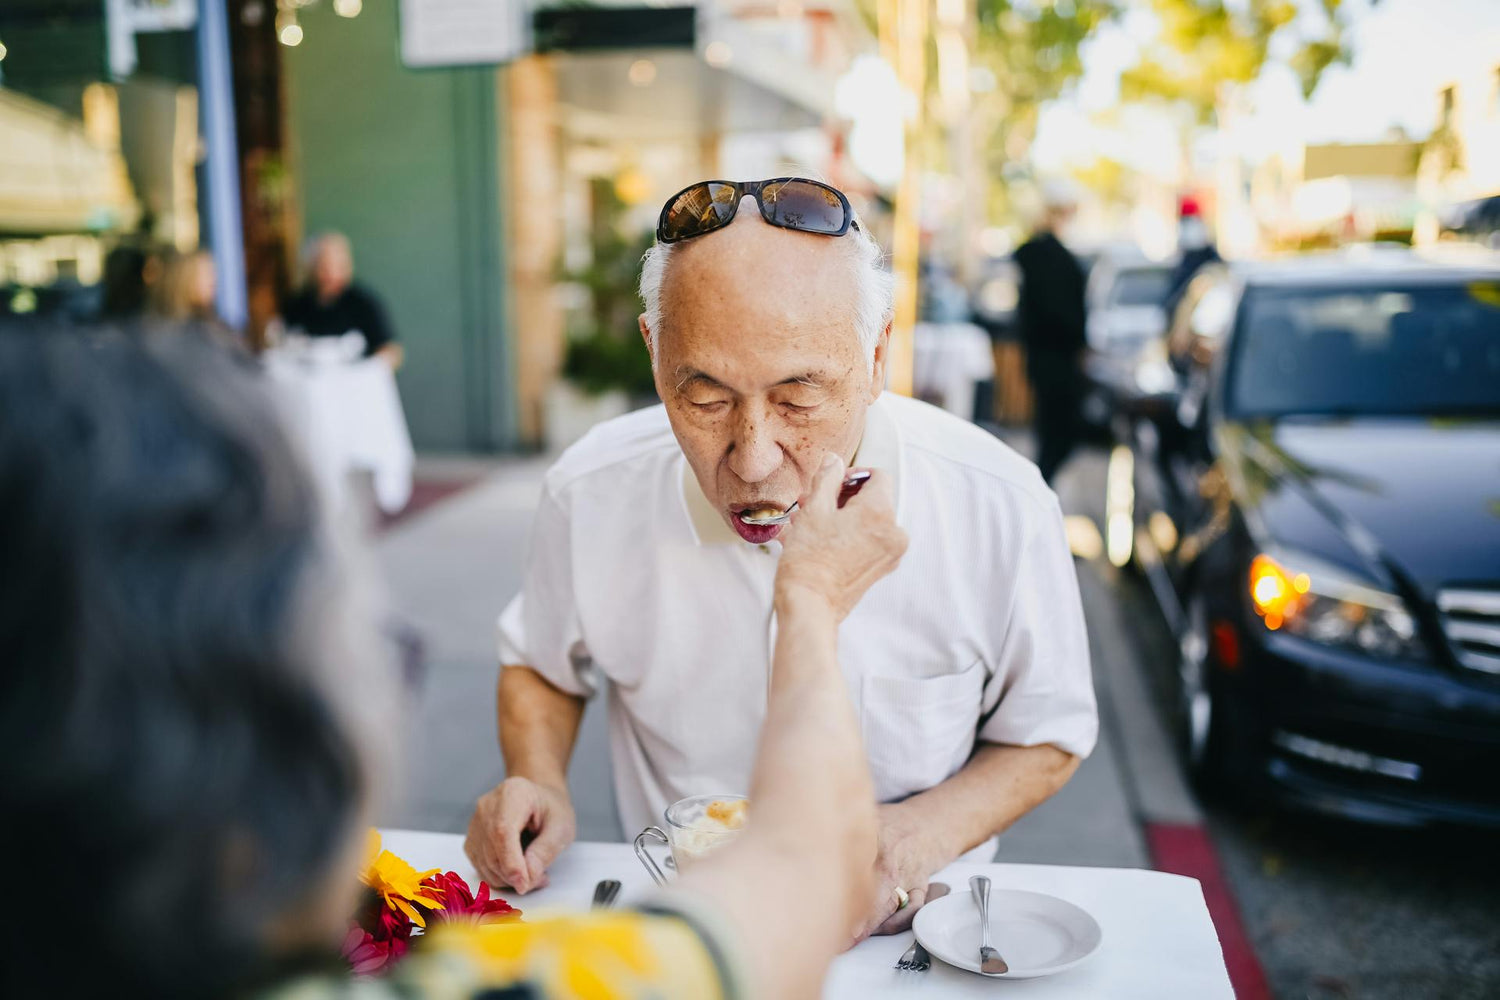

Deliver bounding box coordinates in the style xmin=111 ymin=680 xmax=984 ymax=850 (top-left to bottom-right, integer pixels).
xmin=263 ymin=353 xmax=414 ymax=514
xmin=381 ymin=830 xmax=1233 ymax=999
xmin=912 ymin=322 xmax=995 ymax=421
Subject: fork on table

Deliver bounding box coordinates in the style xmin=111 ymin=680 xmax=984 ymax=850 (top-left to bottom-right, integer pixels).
xmin=891 ymin=881 xmax=949 ymax=972
xmin=895 ymin=940 xmax=932 ymax=972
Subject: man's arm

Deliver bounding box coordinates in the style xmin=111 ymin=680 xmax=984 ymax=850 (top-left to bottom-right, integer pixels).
xmin=860 ymin=742 xmax=1078 ymax=937
xmin=464 ymin=665 xmax=585 ymax=892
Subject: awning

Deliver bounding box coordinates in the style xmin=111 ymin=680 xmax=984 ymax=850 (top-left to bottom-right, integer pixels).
xmin=554 ymin=48 xmax=824 ymax=142
xmin=0 ymin=88 xmax=140 ymax=235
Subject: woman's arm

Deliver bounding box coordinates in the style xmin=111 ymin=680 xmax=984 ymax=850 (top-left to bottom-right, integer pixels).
xmin=673 ymin=454 xmax=908 ymax=1000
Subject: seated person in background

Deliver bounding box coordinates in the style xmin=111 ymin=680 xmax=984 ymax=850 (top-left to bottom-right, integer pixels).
xmin=282 ymin=231 xmax=404 ymax=369
xmin=0 ymin=324 xmax=904 ymax=1000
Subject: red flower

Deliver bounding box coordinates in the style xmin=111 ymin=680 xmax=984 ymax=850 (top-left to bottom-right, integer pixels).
xmin=373 ymin=904 xmax=415 ymax=943
xmin=421 ymin=871 xmax=521 ymax=925
xmin=341 ymin=925 xmax=410 ymax=976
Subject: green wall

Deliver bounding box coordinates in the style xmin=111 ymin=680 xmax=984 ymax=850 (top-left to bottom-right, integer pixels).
xmin=283 ymin=4 xmax=515 ymax=451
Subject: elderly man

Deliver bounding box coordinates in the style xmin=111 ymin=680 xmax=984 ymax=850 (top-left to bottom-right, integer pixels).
xmin=467 ymin=178 xmax=1097 ymax=937
xmin=282 ymin=232 xmax=404 ymax=369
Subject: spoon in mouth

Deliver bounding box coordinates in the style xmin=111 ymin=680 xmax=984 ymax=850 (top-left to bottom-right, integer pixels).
xmin=737 ymin=469 xmax=872 ymax=527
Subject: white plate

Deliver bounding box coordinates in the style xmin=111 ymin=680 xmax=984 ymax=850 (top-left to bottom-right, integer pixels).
xmin=913 ymin=888 xmax=1103 ymax=980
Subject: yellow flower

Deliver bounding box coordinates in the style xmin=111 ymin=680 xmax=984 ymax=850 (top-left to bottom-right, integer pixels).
xmin=361 ymin=829 xmax=444 ymax=927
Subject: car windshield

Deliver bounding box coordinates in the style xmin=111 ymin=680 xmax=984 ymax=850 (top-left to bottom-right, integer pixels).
xmin=1109 ymin=268 xmax=1172 ymax=307
xmin=1227 ymin=282 xmax=1500 ymax=417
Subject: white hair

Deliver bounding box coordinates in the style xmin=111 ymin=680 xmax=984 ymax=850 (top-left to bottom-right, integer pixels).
xmin=638 ymin=221 xmax=895 ymax=373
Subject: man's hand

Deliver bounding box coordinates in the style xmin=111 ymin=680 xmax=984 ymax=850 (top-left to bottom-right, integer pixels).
xmin=777 ymin=453 xmax=907 ymax=622
xmin=856 ymin=805 xmax=951 ymax=941
xmin=464 ymin=776 xmax=576 ymax=894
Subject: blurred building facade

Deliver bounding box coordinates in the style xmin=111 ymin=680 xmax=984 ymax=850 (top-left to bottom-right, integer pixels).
xmin=1415 ymin=55 xmax=1500 ymax=245
xmin=0 ymin=1 xmax=881 ymax=452
xmin=1250 ymin=140 xmax=1422 ymax=250
xmin=278 ymin=0 xmax=878 ymax=452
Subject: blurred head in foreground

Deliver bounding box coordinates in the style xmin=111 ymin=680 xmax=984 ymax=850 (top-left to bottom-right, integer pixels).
xmin=0 ymin=324 xmax=394 ymax=998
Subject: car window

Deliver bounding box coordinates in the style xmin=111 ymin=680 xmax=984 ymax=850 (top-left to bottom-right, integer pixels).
xmin=1109 ymin=268 xmax=1172 ymax=307
xmin=1227 ymin=282 xmax=1500 ymax=417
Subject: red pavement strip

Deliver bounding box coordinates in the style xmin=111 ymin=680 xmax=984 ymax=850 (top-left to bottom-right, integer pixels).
xmin=1147 ymin=822 xmax=1272 ymax=1000
xmin=378 ymin=478 xmax=480 ymax=532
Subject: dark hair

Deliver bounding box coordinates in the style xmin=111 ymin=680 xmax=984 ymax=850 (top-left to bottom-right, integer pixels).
xmin=0 ymin=324 xmax=365 ymax=998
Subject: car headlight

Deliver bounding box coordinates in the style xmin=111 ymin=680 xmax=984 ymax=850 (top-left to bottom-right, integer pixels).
xmin=1249 ymin=551 xmax=1423 ymax=660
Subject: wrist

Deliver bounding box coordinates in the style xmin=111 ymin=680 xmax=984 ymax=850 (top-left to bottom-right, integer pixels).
xmin=773 ymin=579 xmax=840 ymax=621
xmin=881 ymin=799 xmax=951 ymax=872
xmin=512 ymin=767 xmax=570 ymax=798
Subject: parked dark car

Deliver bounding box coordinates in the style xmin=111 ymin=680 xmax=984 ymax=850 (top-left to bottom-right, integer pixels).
xmin=1128 ymin=248 xmax=1500 ymax=828
xmin=1080 ymin=251 xmax=1176 ymax=443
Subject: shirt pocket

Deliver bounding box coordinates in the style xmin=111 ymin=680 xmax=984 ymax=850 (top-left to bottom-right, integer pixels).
xmin=861 ymin=659 xmax=986 ymax=804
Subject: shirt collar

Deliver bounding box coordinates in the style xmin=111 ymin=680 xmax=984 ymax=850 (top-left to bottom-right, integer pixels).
xmin=679 ymin=393 xmax=903 ymax=547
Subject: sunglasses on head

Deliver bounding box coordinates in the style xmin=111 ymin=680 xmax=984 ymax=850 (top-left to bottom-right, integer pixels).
xmin=656 ymin=177 xmax=859 ymax=244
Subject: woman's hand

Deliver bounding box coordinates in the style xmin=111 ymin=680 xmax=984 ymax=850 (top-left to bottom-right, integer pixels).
xmin=775 ymin=453 xmax=907 ymax=622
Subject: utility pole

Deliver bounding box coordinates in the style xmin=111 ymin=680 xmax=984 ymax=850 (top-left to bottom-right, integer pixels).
xmin=196 ymin=0 xmax=247 ymax=329
xmin=878 ymin=0 xmax=928 ymax=397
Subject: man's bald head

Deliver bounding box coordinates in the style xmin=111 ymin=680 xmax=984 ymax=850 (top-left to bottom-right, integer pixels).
xmin=638 ymin=197 xmax=892 ymax=372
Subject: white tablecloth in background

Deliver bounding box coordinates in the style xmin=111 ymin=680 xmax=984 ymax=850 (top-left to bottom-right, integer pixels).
xmin=912 ymin=322 xmax=995 ymax=421
xmin=263 ymin=355 xmax=414 ymax=514
xmin=380 ymin=830 xmax=1233 ymax=999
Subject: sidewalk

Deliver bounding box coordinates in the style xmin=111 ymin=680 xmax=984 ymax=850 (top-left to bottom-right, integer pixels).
xmin=373 ymin=447 xmax=1173 ymax=869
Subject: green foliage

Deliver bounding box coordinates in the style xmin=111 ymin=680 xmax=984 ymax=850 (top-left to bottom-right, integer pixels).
xmin=559 ymin=182 xmax=658 ymax=399
xmin=1121 ymin=0 xmax=1362 ymax=121
xmin=562 ymin=326 xmax=658 ymax=397
xmin=967 ymin=1 xmax=1123 ymax=219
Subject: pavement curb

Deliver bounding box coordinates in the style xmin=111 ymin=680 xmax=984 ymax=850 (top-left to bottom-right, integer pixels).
xmin=1146 ymin=822 xmax=1272 ymax=1000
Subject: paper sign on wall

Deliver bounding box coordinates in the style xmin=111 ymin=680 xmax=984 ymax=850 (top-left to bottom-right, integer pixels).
xmin=399 ymin=0 xmax=531 ymax=69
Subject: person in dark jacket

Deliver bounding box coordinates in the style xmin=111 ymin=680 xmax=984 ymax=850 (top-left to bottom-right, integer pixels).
xmin=1014 ymin=189 xmax=1087 ymax=484
xmin=282 ymin=232 xmax=404 ymax=368
xmin=1163 ymin=196 xmax=1221 ymax=322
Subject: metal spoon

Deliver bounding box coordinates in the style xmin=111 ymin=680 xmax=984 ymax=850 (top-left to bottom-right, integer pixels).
xmin=737 ymin=470 xmax=873 ymax=526
xmin=969 ymin=875 xmax=1009 ymax=976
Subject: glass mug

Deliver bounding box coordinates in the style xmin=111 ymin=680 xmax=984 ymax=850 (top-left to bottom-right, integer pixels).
xmin=633 ymin=794 xmax=748 ymax=886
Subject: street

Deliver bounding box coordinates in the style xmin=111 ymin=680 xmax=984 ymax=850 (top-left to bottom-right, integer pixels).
xmin=377 ymin=438 xmax=1500 ymax=1000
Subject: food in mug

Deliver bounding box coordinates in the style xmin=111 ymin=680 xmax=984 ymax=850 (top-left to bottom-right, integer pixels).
xmin=673 ymin=799 xmax=749 ymax=865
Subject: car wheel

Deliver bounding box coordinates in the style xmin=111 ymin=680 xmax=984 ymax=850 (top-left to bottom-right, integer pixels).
xmin=1178 ymin=595 xmax=1224 ymax=790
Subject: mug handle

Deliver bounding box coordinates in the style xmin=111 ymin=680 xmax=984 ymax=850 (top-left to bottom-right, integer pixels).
xmin=633 ymin=826 xmax=671 ymax=887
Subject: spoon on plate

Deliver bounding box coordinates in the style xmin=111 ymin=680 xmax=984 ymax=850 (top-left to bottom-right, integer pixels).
xmin=737 ymin=470 xmax=873 ymax=527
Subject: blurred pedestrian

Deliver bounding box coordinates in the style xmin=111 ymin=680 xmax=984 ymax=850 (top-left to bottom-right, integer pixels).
xmin=148 ymin=248 xmax=242 ymax=347
xmin=1163 ymin=196 xmax=1221 ymax=321
xmin=282 ymin=232 xmax=404 ymax=369
xmin=1014 ymin=183 xmax=1087 ymax=484
xmin=99 ymin=243 xmax=158 ymax=320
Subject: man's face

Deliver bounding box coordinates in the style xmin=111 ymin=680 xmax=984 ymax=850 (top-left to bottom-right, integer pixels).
xmin=642 ymin=204 xmax=888 ymax=544
xmin=314 ymin=239 xmax=353 ymax=301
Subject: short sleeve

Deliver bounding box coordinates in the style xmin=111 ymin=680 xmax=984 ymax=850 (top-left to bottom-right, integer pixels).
xmin=354 ymin=288 xmax=395 ymax=353
xmin=495 ymin=482 xmax=597 ymax=697
xmin=977 ymin=493 xmax=1098 ymax=758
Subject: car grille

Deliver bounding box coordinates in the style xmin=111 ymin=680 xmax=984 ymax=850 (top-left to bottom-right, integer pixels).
xmin=1437 ymin=588 xmax=1500 ymax=676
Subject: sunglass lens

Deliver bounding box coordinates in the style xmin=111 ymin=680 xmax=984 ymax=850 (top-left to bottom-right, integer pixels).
xmin=661 ymin=182 xmax=739 ymax=241
xmin=761 ymin=180 xmax=848 ymax=235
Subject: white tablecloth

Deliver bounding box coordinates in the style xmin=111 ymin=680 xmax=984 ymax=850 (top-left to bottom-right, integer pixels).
xmin=380 ymin=830 xmax=1232 ymax=999
xmin=263 ymin=355 xmax=414 ymax=514
xmin=912 ymin=322 xmax=995 ymax=421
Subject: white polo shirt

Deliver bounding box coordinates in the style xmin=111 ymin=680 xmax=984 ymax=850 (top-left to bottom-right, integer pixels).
xmin=498 ymin=393 xmax=1097 ymax=841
